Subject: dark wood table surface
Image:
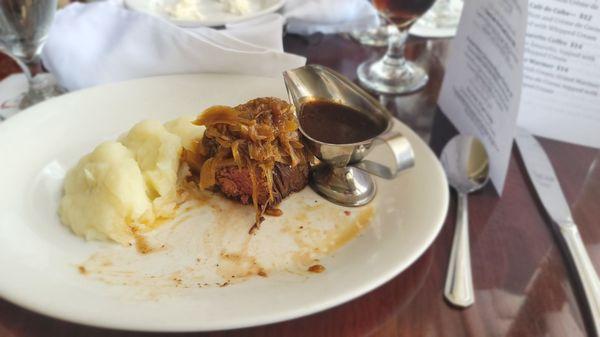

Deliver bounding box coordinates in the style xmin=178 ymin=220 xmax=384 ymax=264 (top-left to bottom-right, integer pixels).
xmin=1 ymin=33 xmax=599 ymax=337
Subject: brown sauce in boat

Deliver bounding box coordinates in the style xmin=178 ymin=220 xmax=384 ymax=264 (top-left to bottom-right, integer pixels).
xmin=299 ymin=100 xmax=385 ymax=144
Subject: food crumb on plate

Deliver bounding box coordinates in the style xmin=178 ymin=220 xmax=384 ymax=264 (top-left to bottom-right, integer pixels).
xmin=308 ymin=264 xmax=326 ymax=273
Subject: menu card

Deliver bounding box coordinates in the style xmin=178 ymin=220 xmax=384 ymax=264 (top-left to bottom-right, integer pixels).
xmin=518 ymin=0 xmax=600 ymax=149
xmin=438 ymin=0 xmax=528 ymax=192
xmin=439 ymin=0 xmax=600 ymax=193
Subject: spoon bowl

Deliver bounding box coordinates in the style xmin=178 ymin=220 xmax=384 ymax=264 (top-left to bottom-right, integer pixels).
xmin=441 ymin=135 xmax=490 ymax=193
xmin=440 ymin=135 xmax=490 ymax=308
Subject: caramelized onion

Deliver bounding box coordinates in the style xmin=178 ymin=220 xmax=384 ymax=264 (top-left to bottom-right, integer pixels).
xmin=193 ymin=106 xmax=252 ymax=126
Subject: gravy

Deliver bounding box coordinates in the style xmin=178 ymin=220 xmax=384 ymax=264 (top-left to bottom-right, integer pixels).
xmin=299 ymin=100 xmax=385 ymax=144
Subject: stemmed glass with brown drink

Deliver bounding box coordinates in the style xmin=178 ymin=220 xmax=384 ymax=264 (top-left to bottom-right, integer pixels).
xmin=357 ymin=0 xmax=436 ymax=95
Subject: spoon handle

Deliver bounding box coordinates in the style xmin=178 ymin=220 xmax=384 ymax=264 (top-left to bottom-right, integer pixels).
xmin=444 ymin=191 xmax=475 ymax=307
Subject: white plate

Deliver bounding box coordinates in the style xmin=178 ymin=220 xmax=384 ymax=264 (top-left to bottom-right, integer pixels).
xmin=125 ymin=0 xmax=286 ymax=27
xmin=409 ymin=19 xmax=457 ymax=39
xmin=0 ymin=74 xmax=448 ymax=332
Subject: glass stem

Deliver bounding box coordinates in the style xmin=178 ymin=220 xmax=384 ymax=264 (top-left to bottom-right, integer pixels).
xmin=382 ymin=27 xmax=408 ymax=70
xmin=16 ymin=55 xmax=49 ymax=109
xmin=23 ymin=57 xmax=42 ymax=89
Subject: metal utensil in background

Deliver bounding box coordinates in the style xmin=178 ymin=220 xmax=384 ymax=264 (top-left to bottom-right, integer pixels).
xmin=441 ymin=135 xmax=490 ymax=307
xmin=515 ymin=129 xmax=600 ymax=336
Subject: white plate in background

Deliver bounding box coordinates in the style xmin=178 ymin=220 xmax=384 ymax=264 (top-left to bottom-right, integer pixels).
xmin=125 ymin=0 xmax=285 ymax=27
xmin=409 ymin=19 xmax=457 ymax=39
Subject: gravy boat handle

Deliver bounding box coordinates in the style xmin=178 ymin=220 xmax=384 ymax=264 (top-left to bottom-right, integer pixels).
xmin=352 ymin=130 xmax=415 ymax=179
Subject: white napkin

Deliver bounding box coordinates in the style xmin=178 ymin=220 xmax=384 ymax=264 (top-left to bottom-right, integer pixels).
xmin=41 ymin=1 xmax=306 ymax=91
xmin=41 ymin=0 xmax=379 ymax=92
xmin=284 ymin=0 xmax=379 ymax=35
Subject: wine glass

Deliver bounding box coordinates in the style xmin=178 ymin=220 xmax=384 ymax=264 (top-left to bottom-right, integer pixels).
xmin=418 ymin=0 xmax=463 ymax=30
xmin=357 ymin=0 xmax=436 ymax=95
xmin=0 ymin=0 xmax=64 ymax=110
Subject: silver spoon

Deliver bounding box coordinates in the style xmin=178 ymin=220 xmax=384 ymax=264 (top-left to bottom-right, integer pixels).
xmin=441 ymin=135 xmax=490 ymax=307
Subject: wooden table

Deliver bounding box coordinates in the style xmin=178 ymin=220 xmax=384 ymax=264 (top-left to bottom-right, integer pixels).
xmin=1 ymin=34 xmax=599 ymax=337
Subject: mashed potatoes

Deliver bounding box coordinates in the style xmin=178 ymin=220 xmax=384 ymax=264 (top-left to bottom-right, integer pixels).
xmin=120 ymin=120 xmax=182 ymax=218
xmin=164 ymin=115 xmax=204 ymax=152
xmin=59 ymin=117 xmax=205 ymax=244
xmin=59 ymin=141 xmax=154 ymax=244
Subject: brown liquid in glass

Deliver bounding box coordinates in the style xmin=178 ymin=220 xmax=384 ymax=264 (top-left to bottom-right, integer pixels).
xmin=373 ymin=0 xmax=436 ymax=28
xmin=299 ymin=100 xmax=386 ymax=144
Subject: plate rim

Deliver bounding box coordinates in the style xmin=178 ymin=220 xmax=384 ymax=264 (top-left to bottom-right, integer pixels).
xmin=0 ymin=73 xmax=449 ymax=332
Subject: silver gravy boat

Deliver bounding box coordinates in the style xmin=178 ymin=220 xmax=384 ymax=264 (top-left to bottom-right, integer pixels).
xmin=283 ymin=65 xmax=415 ymax=206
